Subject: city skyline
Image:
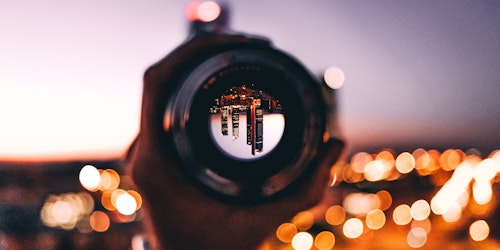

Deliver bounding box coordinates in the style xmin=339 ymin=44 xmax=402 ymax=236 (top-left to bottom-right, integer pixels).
xmin=210 ymin=84 xmax=283 ymax=156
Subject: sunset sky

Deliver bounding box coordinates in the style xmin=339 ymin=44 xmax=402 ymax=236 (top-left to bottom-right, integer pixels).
xmin=1 ymin=0 xmax=499 ymax=160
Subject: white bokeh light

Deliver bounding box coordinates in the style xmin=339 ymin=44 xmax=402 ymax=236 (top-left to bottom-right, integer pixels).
xmin=79 ymin=165 xmax=101 ymax=191
xmin=323 ymin=66 xmax=345 ymax=89
xmin=116 ymin=192 xmax=138 ymax=216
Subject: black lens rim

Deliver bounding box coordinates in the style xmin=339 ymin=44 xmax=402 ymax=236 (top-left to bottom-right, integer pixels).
xmin=165 ymin=46 xmax=325 ymax=200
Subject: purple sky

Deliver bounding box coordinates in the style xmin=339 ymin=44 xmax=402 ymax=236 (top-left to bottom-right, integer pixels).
xmin=1 ymin=1 xmax=499 ymax=160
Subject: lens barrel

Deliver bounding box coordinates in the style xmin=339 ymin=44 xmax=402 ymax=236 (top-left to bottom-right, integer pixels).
xmin=163 ymin=34 xmax=327 ymax=202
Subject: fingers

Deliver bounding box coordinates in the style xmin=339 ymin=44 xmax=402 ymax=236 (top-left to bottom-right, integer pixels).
xmin=277 ymin=138 xmax=345 ymax=212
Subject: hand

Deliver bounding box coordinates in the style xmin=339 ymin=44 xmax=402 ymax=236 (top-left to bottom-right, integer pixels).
xmin=126 ymin=34 xmax=344 ymax=250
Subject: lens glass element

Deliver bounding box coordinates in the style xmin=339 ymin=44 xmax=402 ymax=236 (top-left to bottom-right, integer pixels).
xmin=209 ymin=84 xmax=284 ymax=160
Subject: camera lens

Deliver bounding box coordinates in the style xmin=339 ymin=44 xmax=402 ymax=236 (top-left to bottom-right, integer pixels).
xmin=165 ymin=45 xmax=325 ymax=201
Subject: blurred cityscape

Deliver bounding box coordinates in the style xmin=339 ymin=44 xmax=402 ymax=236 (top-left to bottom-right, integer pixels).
xmin=1 ymin=148 xmax=500 ymax=249
xmin=0 ymin=160 xmax=146 ymax=250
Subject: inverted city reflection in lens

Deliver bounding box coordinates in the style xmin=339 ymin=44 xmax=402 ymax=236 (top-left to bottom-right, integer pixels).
xmin=209 ymin=85 xmax=284 ymax=160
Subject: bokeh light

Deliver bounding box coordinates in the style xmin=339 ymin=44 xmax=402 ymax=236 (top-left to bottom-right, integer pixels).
xmin=407 ymin=227 xmax=427 ymax=248
xmin=291 ymin=232 xmax=314 ymax=250
xmin=90 ymin=211 xmax=110 ymax=233
xmin=111 ymin=189 xmax=127 ymax=210
xmin=473 ymin=181 xmax=493 ymax=205
xmin=267 ymin=148 xmax=500 ymax=249
xmin=197 ymin=1 xmax=221 ymax=22
xmin=440 ymin=149 xmax=462 ymax=171
xmin=185 ymin=1 xmax=221 ymax=22
xmin=396 ymin=152 xmax=415 ymax=174
xmin=413 ymin=148 xmax=434 ymax=173
xmin=314 ymin=231 xmax=335 ymax=250
xmin=393 ymin=204 xmax=412 ymax=225
xmin=411 ymin=218 xmax=432 ymax=235
xmin=470 ymin=220 xmax=490 ymax=242
xmin=410 ymin=199 xmax=430 ymax=221
xmin=375 ymin=190 xmax=392 ymax=211
xmin=79 ymin=165 xmax=100 ymax=191
xmin=276 ymin=223 xmax=297 ymax=243
xmin=350 ymin=152 xmax=373 ymax=173
xmin=343 ymin=218 xmax=363 ymax=239
xmin=441 ymin=202 xmax=462 ymax=222
xmin=364 ymin=160 xmax=390 ymax=182
xmin=40 ymin=192 xmax=95 ymax=230
xmin=343 ymin=192 xmax=380 ymax=216
xmin=52 ymin=200 xmax=74 ymax=226
xmin=323 ymin=66 xmax=345 ymax=89
xmin=490 ymin=150 xmax=500 ymax=165
xmin=115 ymin=192 xmax=138 ymax=216
xmin=292 ymin=211 xmax=315 ymax=231
xmin=99 ymin=169 xmax=120 ymax=191
xmin=430 ymin=160 xmax=474 ymax=215
xmin=185 ymin=1 xmax=201 ymax=21
xmin=325 ymin=205 xmax=345 ymax=226
xmin=128 ymin=190 xmax=143 ymax=210
xmin=366 ymin=209 xmax=386 ymax=230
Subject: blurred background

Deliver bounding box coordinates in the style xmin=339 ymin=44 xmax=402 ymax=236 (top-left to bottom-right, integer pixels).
xmin=1 ymin=0 xmax=499 ymax=249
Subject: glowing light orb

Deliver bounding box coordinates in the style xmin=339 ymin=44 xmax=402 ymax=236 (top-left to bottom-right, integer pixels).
xmin=470 ymin=220 xmax=489 ymax=241
xmin=324 ymin=67 xmax=345 ymax=89
xmin=276 ymin=223 xmax=297 ymax=243
xmin=79 ymin=165 xmax=100 ymax=191
xmin=343 ymin=218 xmax=363 ymax=239
xmin=410 ymin=199 xmax=430 ymax=221
xmin=366 ymin=209 xmax=386 ymax=230
xmin=314 ymin=231 xmax=335 ymax=250
xmin=393 ymin=204 xmax=412 ymax=225
xmin=197 ymin=1 xmax=221 ymax=22
xmin=396 ymin=152 xmax=415 ymax=174
xmin=291 ymin=232 xmax=314 ymax=250
xmin=116 ymin=192 xmax=138 ymax=216
xmin=292 ymin=211 xmax=315 ymax=231
xmin=90 ymin=211 xmax=110 ymax=233
xmin=325 ymin=205 xmax=345 ymax=226
xmin=407 ymin=227 xmax=427 ymax=248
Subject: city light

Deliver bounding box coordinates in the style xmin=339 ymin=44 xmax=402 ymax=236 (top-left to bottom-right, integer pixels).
xmin=407 ymin=227 xmax=427 ymax=248
xmin=365 ymin=209 xmax=386 ymax=230
xmin=40 ymin=192 xmax=95 ymax=231
xmin=411 ymin=218 xmax=432 ymax=235
xmin=79 ymin=164 xmax=100 ymax=191
xmin=90 ymin=211 xmax=110 ymax=233
xmin=470 ymin=220 xmax=490 ymax=242
xmin=291 ymin=211 xmax=315 ymax=231
xmin=395 ymin=152 xmax=415 ymax=174
xmin=40 ymin=163 xmax=144 ymax=236
xmin=410 ymin=199 xmax=431 ymax=221
xmin=375 ymin=190 xmax=392 ymax=210
xmin=314 ymin=231 xmax=335 ymax=250
xmin=393 ymin=204 xmax=412 ymax=226
xmin=343 ymin=218 xmax=363 ymax=239
xmin=185 ymin=1 xmax=221 ymax=22
xmin=265 ymin=148 xmax=500 ymax=249
xmin=343 ymin=192 xmax=380 ymax=216
xmin=276 ymin=223 xmax=298 ymax=243
xmin=291 ymin=232 xmax=314 ymax=250
xmin=323 ymin=67 xmax=345 ymax=89
xmin=325 ymin=205 xmax=345 ymax=226
xmin=115 ymin=191 xmax=138 ymax=216
xmin=197 ymin=1 xmax=221 ymax=22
